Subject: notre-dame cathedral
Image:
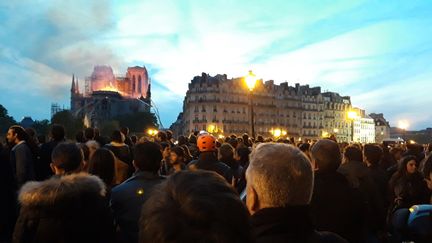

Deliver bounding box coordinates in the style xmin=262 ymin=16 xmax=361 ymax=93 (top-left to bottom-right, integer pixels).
xmin=70 ymin=65 xmax=151 ymax=127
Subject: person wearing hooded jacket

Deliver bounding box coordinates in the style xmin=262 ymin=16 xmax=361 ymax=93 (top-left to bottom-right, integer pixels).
xmin=13 ymin=143 xmax=114 ymax=243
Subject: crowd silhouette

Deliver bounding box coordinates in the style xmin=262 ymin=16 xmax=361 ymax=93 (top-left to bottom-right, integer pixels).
xmin=1 ymin=124 xmax=432 ymax=243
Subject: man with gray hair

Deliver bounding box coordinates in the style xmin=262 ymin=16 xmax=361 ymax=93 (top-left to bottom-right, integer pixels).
xmin=246 ymin=143 xmax=347 ymax=243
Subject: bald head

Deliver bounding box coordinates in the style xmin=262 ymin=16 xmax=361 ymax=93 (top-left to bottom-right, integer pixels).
xmin=311 ymin=139 xmax=341 ymax=173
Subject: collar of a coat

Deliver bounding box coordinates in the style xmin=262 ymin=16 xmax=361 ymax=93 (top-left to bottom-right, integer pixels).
xmin=251 ymin=205 xmax=315 ymax=235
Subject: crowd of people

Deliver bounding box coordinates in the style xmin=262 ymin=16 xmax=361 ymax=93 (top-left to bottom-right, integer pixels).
xmin=1 ymin=124 xmax=432 ymax=243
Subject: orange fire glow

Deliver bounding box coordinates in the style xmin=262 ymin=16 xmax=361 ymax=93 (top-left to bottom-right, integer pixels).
xmin=99 ymin=82 xmax=123 ymax=94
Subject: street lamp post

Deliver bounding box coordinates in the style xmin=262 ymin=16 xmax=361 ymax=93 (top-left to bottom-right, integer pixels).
xmin=245 ymin=70 xmax=257 ymax=139
xmin=347 ymin=111 xmax=358 ymax=143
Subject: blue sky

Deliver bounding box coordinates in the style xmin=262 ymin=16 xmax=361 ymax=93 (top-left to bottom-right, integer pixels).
xmin=0 ymin=0 xmax=431 ymax=130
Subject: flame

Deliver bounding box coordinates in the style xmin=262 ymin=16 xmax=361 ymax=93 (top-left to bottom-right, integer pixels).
xmin=98 ymin=82 xmax=123 ymax=95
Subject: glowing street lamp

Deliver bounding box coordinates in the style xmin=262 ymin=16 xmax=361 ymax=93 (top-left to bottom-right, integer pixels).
xmin=244 ymin=70 xmax=257 ymax=91
xmin=270 ymin=128 xmax=287 ymax=138
xmin=347 ymin=111 xmax=358 ymax=120
xmin=322 ymin=131 xmax=329 ymax=138
xmin=273 ymin=129 xmax=282 ymax=138
xmin=207 ymin=124 xmax=216 ymax=134
xmin=147 ymin=129 xmax=158 ymax=136
xmin=244 ymin=70 xmax=258 ymax=139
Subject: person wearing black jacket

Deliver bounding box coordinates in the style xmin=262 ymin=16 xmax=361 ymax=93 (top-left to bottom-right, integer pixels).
xmin=36 ymin=124 xmax=65 ymax=180
xmin=6 ymin=125 xmax=35 ymax=189
xmin=310 ymin=139 xmax=364 ymax=243
xmin=246 ymin=143 xmax=347 ymax=243
xmin=338 ymin=145 xmax=386 ymax=242
xmin=110 ymin=142 xmax=165 ymax=243
xmin=188 ymin=134 xmax=233 ymax=183
xmin=364 ymin=144 xmax=389 ymax=209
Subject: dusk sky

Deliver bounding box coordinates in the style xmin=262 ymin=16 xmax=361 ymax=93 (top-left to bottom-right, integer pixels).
xmin=1 ymin=0 xmax=431 ymax=130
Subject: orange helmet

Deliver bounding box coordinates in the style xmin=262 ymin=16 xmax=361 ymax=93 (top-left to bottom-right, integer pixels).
xmin=197 ymin=134 xmax=216 ymax=152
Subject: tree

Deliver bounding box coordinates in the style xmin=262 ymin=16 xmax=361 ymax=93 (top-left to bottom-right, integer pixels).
xmin=0 ymin=104 xmax=16 ymax=134
xmin=32 ymin=119 xmax=50 ymax=137
xmin=114 ymin=112 xmax=158 ymax=134
xmin=99 ymin=120 xmax=120 ymax=137
xmin=51 ymin=110 xmax=84 ymax=139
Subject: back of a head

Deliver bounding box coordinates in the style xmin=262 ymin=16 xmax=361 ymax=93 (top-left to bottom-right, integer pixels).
xmin=180 ymin=145 xmax=193 ymax=162
xmin=159 ymin=142 xmax=170 ymax=151
xmin=25 ymin=127 xmax=36 ymax=138
xmin=363 ymin=144 xmax=383 ymax=166
xmin=139 ymin=170 xmax=251 ymax=243
xmin=157 ymin=131 xmax=168 ymax=141
xmin=120 ymin=126 xmax=129 ymax=136
xmin=75 ymin=131 xmax=86 ymax=143
xmin=111 ymin=130 xmax=125 ymax=143
xmin=256 ymin=135 xmax=264 ymax=143
xmin=311 ymin=139 xmax=341 ymax=173
xmin=50 ymin=124 xmax=65 ymax=141
xmin=188 ymin=134 xmax=197 ymax=144
xmin=88 ymin=148 xmax=115 ymax=186
xmin=84 ymin=128 xmax=95 ymax=141
xmin=219 ymin=143 xmax=234 ymax=161
xmin=344 ymin=145 xmax=363 ymax=162
xmin=51 ymin=143 xmax=83 ymax=174
xmin=247 ymin=143 xmax=313 ymax=207
xmin=237 ymin=146 xmax=251 ymax=163
xmin=299 ymin=143 xmax=310 ymax=153
xmin=131 ymin=135 xmax=138 ymax=144
xmin=134 ymin=142 xmax=162 ymax=173
xmin=166 ymin=130 xmax=173 ymax=140
xmin=227 ymin=138 xmax=238 ymax=149
xmin=242 ymin=133 xmax=249 ymax=141
xmin=178 ymin=135 xmax=188 ymax=146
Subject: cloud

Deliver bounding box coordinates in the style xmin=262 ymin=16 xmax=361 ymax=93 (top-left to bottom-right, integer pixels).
xmin=0 ymin=0 xmax=431 ymax=130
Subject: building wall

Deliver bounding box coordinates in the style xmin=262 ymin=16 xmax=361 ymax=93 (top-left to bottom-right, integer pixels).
xmin=175 ymin=73 xmax=354 ymax=140
xmin=353 ymin=116 xmax=376 ymax=143
xmin=323 ymin=93 xmax=352 ymax=142
xmin=375 ymin=125 xmax=390 ymax=143
xmin=369 ymin=113 xmax=391 ymax=143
